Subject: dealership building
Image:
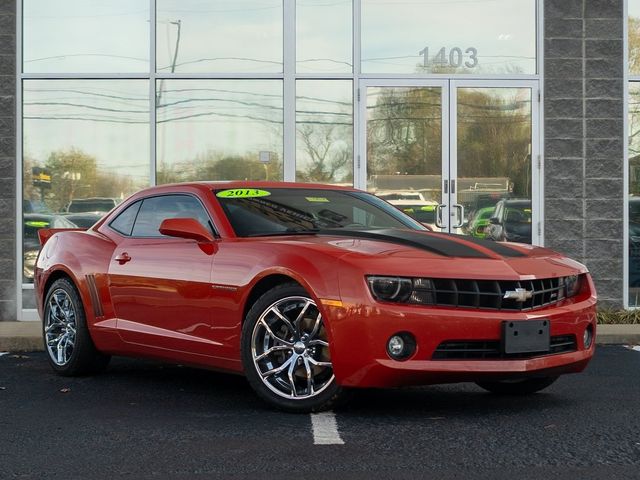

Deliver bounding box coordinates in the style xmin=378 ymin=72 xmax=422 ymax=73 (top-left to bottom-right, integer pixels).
xmin=0 ymin=0 xmax=637 ymax=321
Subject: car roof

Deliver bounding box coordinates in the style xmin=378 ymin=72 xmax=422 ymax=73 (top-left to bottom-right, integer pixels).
xmin=131 ymin=181 xmax=359 ymax=197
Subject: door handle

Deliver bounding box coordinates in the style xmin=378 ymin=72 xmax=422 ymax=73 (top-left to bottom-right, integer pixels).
xmin=115 ymin=252 xmax=131 ymax=264
xmin=435 ymin=204 xmax=446 ymax=229
xmin=452 ymin=204 xmax=465 ymax=229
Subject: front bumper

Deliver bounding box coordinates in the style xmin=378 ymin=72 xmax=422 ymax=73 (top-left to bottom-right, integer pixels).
xmin=324 ymin=295 xmax=596 ymax=388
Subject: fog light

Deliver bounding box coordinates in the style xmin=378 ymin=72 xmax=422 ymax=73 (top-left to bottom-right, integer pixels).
xmin=583 ymin=325 xmax=594 ymax=349
xmin=386 ymin=332 xmax=416 ymax=361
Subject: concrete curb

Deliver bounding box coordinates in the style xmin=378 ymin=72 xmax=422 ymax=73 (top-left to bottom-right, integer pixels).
xmin=1 ymin=322 xmax=640 ymax=352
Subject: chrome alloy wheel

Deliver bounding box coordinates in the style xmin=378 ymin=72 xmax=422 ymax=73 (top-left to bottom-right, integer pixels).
xmin=251 ymin=296 xmax=334 ymax=400
xmin=45 ymin=288 xmax=77 ymax=366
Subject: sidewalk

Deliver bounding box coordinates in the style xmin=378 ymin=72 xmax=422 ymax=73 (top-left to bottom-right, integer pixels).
xmin=1 ymin=321 xmax=639 ymax=352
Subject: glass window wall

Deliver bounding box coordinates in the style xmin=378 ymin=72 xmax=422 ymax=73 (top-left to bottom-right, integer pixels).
xmin=296 ymin=0 xmax=352 ymax=73
xmin=23 ymin=0 xmax=150 ymax=73
xmin=156 ymin=80 xmax=283 ymax=183
xmin=22 ymin=80 xmax=150 ymax=285
xmin=18 ymin=0 xmax=540 ymax=314
xmin=156 ymin=0 xmax=283 ymax=73
xmin=361 ymin=0 xmax=536 ymax=75
xmin=296 ymin=80 xmax=353 ymax=184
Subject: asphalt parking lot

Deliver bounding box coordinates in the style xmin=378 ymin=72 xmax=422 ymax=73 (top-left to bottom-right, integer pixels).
xmin=1 ymin=346 xmax=640 ymax=479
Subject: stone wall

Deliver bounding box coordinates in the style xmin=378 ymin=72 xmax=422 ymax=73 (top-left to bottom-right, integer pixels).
xmin=0 ymin=0 xmax=15 ymax=320
xmin=544 ymin=0 xmax=624 ymax=307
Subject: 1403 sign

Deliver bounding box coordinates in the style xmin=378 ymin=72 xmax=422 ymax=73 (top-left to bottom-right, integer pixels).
xmin=419 ymin=46 xmax=478 ymax=69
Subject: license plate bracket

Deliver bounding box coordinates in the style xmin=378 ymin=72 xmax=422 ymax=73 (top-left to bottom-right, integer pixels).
xmin=501 ymin=320 xmax=550 ymax=354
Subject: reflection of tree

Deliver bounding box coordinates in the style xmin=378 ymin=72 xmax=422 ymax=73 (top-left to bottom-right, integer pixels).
xmin=457 ymin=89 xmax=531 ymax=197
xmin=157 ymin=149 xmax=282 ymax=184
xmin=296 ymin=123 xmax=351 ymax=183
xmin=367 ymin=87 xmax=441 ymax=176
xmin=45 ymin=148 xmax=98 ymax=211
xmin=630 ymin=18 xmax=640 ymax=74
xmin=367 ymin=87 xmax=531 ymax=196
xmin=25 ymin=148 xmax=136 ymax=212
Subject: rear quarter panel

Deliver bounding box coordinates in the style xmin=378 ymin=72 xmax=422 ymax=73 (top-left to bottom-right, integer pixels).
xmin=36 ymin=229 xmax=119 ymax=350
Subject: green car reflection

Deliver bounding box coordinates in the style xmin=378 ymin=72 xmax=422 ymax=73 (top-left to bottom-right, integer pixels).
xmin=466 ymin=206 xmax=495 ymax=238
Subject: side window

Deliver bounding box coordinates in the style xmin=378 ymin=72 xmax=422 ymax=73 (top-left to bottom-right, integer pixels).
xmin=131 ymin=195 xmax=212 ymax=238
xmin=109 ymin=200 xmax=142 ymax=236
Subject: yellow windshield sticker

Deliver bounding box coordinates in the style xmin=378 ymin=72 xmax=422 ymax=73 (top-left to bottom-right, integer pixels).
xmin=305 ymin=197 xmax=329 ymax=203
xmin=216 ymin=189 xmax=271 ymax=199
xmin=25 ymin=221 xmax=50 ymax=228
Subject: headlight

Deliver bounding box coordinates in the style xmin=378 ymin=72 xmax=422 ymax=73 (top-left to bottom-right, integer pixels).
xmin=564 ymin=275 xmax=581 ymax=298
xmin=367 ymin=276 xmax=412 ymax=302
xmin=367 ymin=276 xmax=435 ymax=304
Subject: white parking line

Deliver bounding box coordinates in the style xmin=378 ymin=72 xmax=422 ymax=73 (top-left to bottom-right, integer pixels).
xmin=626 ymin=345 xmax=640 ymax=352
xmin=310 ymin=411 xmax=344 ymax=445
xmin=0 ymin=352 xmax=9 ymax=357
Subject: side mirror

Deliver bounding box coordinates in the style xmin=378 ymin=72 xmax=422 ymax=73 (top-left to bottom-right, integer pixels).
xmin=489 ymin=217 xmax=501 ymax=225
xmin=159 ymin=218 xmax=214 ymax=243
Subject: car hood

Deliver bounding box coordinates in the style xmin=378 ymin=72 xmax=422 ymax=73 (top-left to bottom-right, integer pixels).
xmin=268 ymin=229 xmax=587 ymax=280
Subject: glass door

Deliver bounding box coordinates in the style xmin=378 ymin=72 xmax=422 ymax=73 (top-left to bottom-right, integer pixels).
xmin=450 ymin=80 xmax=538 ymax=244
xmin=360 ymin=79 xmax=539 ymax=244
xmin=359 ymin=80 xmax=452 ymax=231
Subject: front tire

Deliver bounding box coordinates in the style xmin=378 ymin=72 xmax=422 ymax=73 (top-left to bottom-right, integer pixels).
xmin=476 ymin=376 xmax=558 ymax=395
xmin=241 ymin=283 xmax=347 ymax=413
xmin=43 ymin=277 xmax=110 ymax=376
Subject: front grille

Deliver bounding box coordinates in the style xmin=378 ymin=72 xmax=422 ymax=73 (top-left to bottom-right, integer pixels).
xmin=432 ymin=334 xmax=577 ymax=360
xmin=429 ymin=277 xmax=569 ymax=311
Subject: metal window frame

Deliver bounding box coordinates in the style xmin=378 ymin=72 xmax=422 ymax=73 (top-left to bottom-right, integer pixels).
xmin=625 ymin=0 xmax=637 ymax=309
xmin=15 ymin=0 xmax=544 ymax=320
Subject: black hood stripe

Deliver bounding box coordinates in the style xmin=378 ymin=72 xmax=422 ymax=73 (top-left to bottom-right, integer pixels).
xmin=433 ymin=233 xmax=527 ymax=257
xmin=317 ymin=229 xmax=492 ymax=258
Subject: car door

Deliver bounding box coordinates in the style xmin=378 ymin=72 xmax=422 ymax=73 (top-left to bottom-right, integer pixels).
xmin=107 ymin=194 xmax=220 ymax=356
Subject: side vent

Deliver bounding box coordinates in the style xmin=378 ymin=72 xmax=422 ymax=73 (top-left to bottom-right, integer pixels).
xmin=85 ymin=274 xmax=104 ymax=318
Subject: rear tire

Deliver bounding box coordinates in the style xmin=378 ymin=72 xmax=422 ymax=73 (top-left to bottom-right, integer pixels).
xmin=241 ymin=283 xmax=349 ymax=413
xmin=43 ymin=277 xmax=110 ymax=376
xmin=476 ymin=376 xmax=558 ymax=395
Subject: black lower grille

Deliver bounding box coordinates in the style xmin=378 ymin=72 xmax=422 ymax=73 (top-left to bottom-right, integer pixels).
xmin=432 ymin=335 xmax=577 ymax=360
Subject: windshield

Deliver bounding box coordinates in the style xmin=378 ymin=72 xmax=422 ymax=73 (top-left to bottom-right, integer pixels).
xmin=215 ymin=188 xmax=425 ymax=237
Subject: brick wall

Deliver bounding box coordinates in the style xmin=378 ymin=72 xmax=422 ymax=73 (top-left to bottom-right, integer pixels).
xmin=0 ymin=0 xmax=14 ymax=320
xmin=544 ymin=0 xmax=624 ymax=307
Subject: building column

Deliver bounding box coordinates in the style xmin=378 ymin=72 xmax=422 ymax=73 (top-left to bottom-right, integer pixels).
xmin=0 ymin=0 xmax=16 ymax=320
xmin=544 ymin=0 xmax=624 ymax=307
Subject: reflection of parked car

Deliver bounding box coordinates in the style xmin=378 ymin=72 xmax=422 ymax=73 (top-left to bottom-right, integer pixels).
xmin=23 ymin=199 xmax=51 ymax=214
xmin=466 ymin=206 xmax=495 ymax=238
xmin=376 ymin=192 xmax=440 ymax=230
xmin=23 ymin=214 xmax=77 ymax=281
xmin=398 ymin=204 xmax=437 ymax=225
xmin=486 ymin=199 xmax=532 ymax=244
xmin=66 ymin=197 xmax=118 ymax=213
xmin=376 ymin=191 xmax=427 ymax=203
xmin=63 ymin=213 xmax=103 ymax=229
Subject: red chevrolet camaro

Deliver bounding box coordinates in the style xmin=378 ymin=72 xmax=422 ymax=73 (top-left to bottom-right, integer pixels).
xmin=34 ymin=182 xmax=597 ymax=412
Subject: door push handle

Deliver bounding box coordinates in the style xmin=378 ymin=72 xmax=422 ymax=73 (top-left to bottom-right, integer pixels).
xmin=115 ymin=252 xmax=131 ymax=264
xmin=435 ymin=204 xmax=446 ymax=229
xmin=452 ymin=204 xmax=465 ymax=229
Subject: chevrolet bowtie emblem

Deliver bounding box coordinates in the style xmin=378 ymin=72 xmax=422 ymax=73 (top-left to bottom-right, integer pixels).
xmin=503 ymin=288 xmax=533 ymax=302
